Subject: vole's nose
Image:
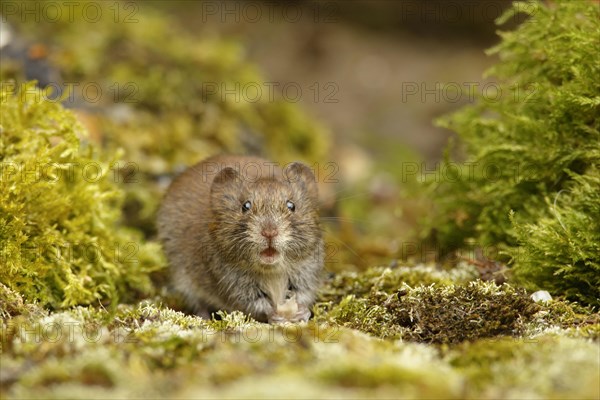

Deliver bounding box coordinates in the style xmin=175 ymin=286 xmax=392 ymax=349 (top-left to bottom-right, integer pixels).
xmin=261 ymin=224 xmax=278 ymax=240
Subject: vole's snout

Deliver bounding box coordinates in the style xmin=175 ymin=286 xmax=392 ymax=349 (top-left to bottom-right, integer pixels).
xmin=261 ymin=223 xmax=278 ymax=240
xmin=258 ymin=220 xmax=281 ymax=265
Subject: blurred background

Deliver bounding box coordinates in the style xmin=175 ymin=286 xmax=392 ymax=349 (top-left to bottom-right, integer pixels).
xmin=1 ymin=0 xmax=524 ymax=271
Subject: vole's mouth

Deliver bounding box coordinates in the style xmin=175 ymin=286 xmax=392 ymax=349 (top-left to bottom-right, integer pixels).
xmin=259 ymin=247 xmax=280 ymax=264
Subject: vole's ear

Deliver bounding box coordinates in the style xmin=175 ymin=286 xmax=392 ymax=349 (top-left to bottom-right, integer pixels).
xmin=284 ymin=162 xmax=318 ymax=200
xmin=211 ymin=167 xmax=241 ymax=192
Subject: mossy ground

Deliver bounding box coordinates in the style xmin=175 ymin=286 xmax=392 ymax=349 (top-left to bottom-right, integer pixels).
xmin=2 ymin=264 xmax=598 ymax=399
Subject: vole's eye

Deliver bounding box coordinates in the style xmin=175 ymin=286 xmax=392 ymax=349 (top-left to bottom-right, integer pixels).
xmin=242 ymin=200 xmax=252 ymax=212
xmin=286 ymin=200 xmax=295 ymax=212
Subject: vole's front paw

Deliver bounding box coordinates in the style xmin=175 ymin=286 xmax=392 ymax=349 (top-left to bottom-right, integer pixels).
xmin=267 ymin=312 xmax=287 ymax=324
xmin=268 ymin=311 xmax=309 ymax=324
xmin=288 ymin=304 xmax=311 ymax=322
xmin=268 ymin=295 xmax=311 ymax=323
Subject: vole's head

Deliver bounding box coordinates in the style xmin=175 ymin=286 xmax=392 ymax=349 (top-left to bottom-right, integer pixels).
xmin=209 ymin=162 xmax=320 ymax=269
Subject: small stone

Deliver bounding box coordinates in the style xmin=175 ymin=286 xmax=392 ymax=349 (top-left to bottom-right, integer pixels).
xmin=530 ymin=290 xmax=552 ymax=303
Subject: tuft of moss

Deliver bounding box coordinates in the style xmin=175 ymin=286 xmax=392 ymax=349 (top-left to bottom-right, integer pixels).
xmin=510 ymin=170 xmax=600 ymax=305
xmin=426 ymin=0 xmax=600 ymax=305
xmin=318 ymin=263 xmax=478 ymax=305
xmin=0 ymin=83 xmax=164 ymax=310
xmin=523 ymin=298 xmax=600 ymax=341
xmin=330 ymin=281 xmax=539 ymax=343
xmin=0 ymin=283 xmax=38 ymax=320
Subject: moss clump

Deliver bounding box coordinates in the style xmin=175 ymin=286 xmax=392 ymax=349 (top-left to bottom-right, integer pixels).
xmin=524 ymin=298 xmax=600 ymax=341
xmin=426 ymin=0 xmax=600 ymax=305
xmin=0 ymin=83 xmax=163 ymax=309
xmin=318 ymin=263 xmax=478 ymax=305
xmin=324 ymin=272 xmax=538 ymax=343
xmin=0 ymin=283 xmax=39 ymax=320
xmin=317 ymin=265 xmax=598 ymax=344
xmin=510 ymin=170 xmax=600 ymax=305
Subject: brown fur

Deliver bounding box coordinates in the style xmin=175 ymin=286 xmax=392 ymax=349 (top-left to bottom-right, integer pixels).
xmin=157 ymin=155 xmax=323 ymax=322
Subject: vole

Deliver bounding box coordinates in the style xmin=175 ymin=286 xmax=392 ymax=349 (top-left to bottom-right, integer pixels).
xmin=157 ymin=155 xmax=323 ymax=323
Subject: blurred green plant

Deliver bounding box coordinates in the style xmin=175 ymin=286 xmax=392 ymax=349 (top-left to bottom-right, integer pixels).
xmin=0 ymin=83 xmax=164 ymax=309
xmin=425 ymin=0 xmax=600 ymax=305
xmin=1 ymin=0 xmax=330 ymax=235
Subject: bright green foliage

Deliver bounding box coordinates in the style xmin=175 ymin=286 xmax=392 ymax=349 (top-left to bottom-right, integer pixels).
xmin=511 ymin=170 xmax=600 ymax=305
xmin=0 ymin=83 xmax=163 ymax=309
xmin=428 ymin=1 xmax=600 ymax=304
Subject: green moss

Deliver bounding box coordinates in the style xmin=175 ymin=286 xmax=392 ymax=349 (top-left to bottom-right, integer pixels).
xmin=425 ymin=0 xmax=600 ymax=305
xmin=0 ymin=283 xmax=31 ymax=320
xmin=510 ymin=170 xmax=600 ymax=305
xmin=2 ymin=298 xmax=598 ymax=399
xmin=522 ymin=298 xmax=600 ymax=341
xmin=315 ymin=342 xmax=463 ymax=398
xmin=448 ymin=335 xmax=600 ymax=399
xmin=0 ymin=83 xmax=164 ymax=310
xmin=318 ymin=264 xmax=537 ymax=344
xmin=318 ymin=263 xmax=478 ymax=305
xmin=326 ymin=280 xmax=539 ymax=343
